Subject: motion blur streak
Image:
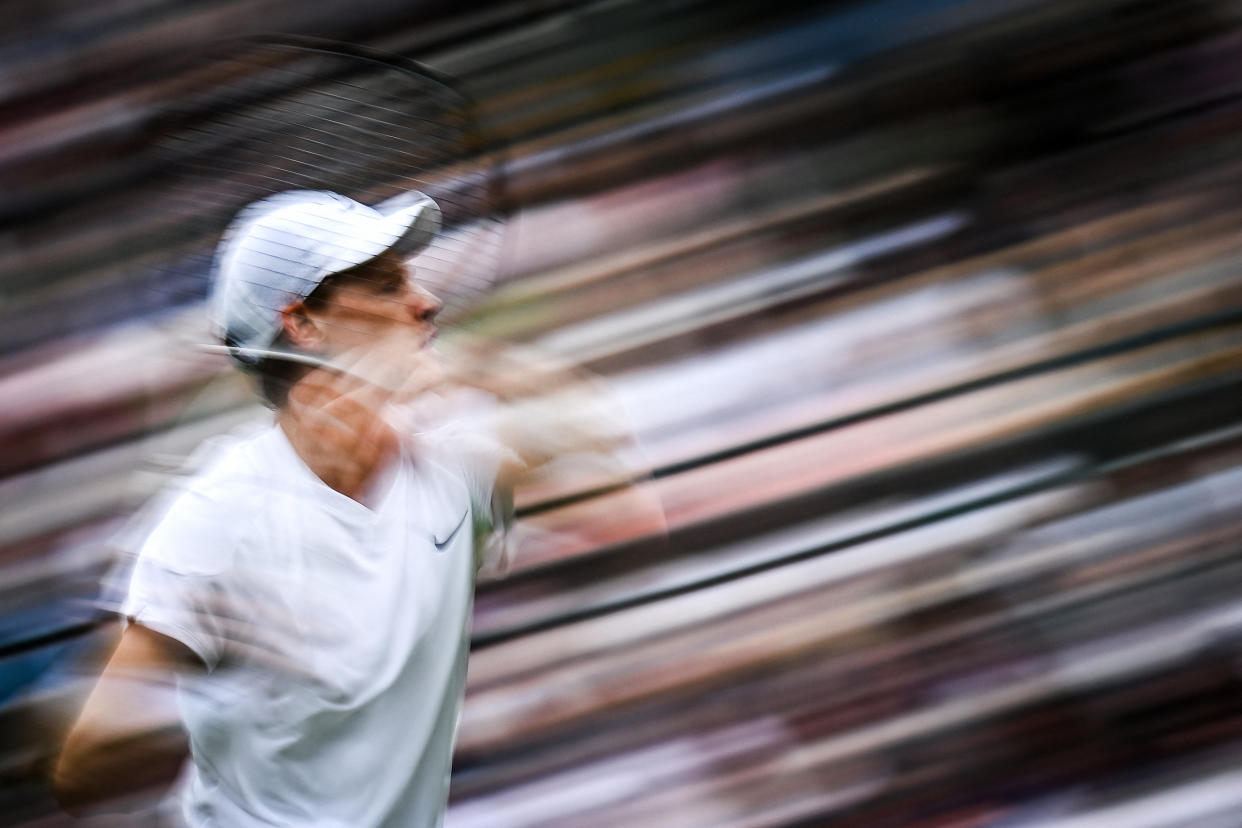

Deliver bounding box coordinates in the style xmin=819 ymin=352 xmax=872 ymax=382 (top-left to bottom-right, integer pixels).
xmin=7 ymin=1 xmax=1242 ymax=826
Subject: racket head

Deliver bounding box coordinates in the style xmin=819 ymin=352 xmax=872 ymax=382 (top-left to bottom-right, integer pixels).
xmin=131 ymin=35 xmax=510 ymax=466
xmin=150 ymin=35 xmax=508 ymax=331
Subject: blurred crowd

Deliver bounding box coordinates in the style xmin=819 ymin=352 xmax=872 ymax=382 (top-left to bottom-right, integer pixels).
xmin=7 ymin=0 xmax=1242 ymax=825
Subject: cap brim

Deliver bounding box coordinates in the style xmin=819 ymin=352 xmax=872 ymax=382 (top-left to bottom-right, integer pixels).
xmin=381 ymin=192 xmax=442 ymax=256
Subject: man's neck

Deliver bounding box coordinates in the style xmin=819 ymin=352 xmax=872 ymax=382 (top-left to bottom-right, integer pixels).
xmin=277 ymin=369 xmax=403 ymax=507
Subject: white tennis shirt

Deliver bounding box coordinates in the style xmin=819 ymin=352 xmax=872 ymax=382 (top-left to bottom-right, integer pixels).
xmin=122 ymin=415 xmax=508 ymax=827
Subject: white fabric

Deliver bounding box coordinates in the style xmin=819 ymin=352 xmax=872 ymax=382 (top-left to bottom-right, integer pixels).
xmin=122 ymin=416 xmax=506 ymax=828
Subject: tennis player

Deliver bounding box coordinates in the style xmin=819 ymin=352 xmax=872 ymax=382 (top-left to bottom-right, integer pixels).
xmin=53 ymin=190 xmax=619 ymax=826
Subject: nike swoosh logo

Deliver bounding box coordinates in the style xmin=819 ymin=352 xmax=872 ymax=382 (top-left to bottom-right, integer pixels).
xmin=433 ymin=510 xmax=469 ymax=551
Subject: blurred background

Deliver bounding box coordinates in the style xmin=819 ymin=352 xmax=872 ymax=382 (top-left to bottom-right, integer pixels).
xmin=8 ymin=0 xmax=1242 ymax=825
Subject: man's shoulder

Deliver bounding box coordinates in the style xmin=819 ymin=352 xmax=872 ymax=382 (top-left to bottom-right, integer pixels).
xmin=181 ymin=422 xmax=286 ymax=496
xmin=125 ymin=426 xmax=277 ymax=557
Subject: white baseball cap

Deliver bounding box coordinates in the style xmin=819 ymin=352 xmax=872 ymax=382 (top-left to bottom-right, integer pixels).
xmin=210 ymin=189 xmax=441 ymax=366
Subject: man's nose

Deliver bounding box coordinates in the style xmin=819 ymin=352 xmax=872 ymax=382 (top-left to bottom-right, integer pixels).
xmin=407 ymin=284 xmax=442 ymax=323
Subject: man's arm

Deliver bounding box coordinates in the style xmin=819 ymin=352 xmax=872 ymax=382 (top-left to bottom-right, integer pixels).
xmin=440 ymin=339 xmax=668 ymax=563
xmin=53 ymin=624 xmax=200 ymax=814
xmin=283 ymin=333 xmax=664 ymax=549
xmin=439 ymin=338 xmax=632 ymax=480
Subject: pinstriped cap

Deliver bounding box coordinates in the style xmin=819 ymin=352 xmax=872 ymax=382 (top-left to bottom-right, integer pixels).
xmin=210 ymin=189 xmax=441 ymax=365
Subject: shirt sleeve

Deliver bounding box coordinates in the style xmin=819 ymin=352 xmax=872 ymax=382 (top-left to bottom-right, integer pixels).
xmin=120 ymin=487 xmax=236 ymax=671
xmin=457 ymin=431 xmax=517 ymax=579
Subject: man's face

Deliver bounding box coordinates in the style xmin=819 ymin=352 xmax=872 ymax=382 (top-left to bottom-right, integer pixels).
xmin=286 ymin=252 xmax=442 ymax=358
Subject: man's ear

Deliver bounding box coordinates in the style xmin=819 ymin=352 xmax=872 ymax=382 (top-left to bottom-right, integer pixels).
xmin=281 ymin=301 xmax=324 ymax=351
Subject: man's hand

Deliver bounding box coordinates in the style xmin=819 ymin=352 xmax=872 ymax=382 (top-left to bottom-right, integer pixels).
xmin=435 ymin=336 xmax=642 ymax=494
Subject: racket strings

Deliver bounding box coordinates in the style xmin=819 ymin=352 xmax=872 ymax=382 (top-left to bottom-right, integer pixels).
xmin=141 ymin=39 xmax=505 ymax=323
